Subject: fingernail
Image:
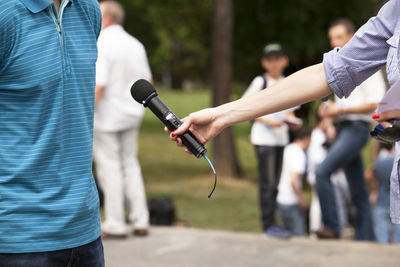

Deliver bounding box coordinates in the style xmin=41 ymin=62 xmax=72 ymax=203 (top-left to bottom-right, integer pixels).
xmin=372 ymin=113 xmax=380 ymax=119
xmin=176 ymin=140 xmax=179 ymax=144
xmin=171 ymin=133 xmax=175 ymax=137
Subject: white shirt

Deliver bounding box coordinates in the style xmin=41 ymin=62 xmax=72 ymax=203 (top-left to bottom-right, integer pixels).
xmin=306 ymin=128 xmax=327 ymax=186
xmin=242 ymin=75 xmax=294 ymax=146
xmin=335 ymin=70 xmax=386 ymax=122
xmin=277 ymin=143 xmax=307 ymax=205
xmin=95 ymin=25 xmax=152 ymax=132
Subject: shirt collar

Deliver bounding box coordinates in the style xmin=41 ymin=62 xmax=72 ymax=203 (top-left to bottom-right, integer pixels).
xmin=20 ymin=0 xmax=72 ymax=14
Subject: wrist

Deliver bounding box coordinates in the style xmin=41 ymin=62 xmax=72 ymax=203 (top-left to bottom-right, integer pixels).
xmin=214 ymin=105 xmax=232 ymax=129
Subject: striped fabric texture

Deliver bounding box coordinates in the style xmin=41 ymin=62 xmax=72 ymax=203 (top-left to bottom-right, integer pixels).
xmin=0 ymin=0 xmax=102 ymax=253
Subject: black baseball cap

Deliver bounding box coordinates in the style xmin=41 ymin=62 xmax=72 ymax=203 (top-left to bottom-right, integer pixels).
xmin=262 ymin=42 xmax=285 ymax=58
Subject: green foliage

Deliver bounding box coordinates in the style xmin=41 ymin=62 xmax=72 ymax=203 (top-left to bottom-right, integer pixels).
xmin=119 ymin=0 xmax=212 ymax=86
xmin=233 ymin=0 xmax=375 ymax=83
xmin=117 ymin=0 xmax=377 ymax=89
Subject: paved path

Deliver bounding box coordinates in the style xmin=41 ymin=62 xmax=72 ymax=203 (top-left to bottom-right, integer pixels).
xmin=103 ymin=227 xmax=400 ymax=267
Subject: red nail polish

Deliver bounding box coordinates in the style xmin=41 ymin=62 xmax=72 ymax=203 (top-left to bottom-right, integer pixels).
xmin=372 ymin=113 xmax=380 ymax=119
xmin=171 ymin=133 xmax=175 ymax=137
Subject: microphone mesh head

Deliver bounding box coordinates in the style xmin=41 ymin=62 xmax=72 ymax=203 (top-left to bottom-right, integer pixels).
xmin=130 ymin=79 xmax=156 ymax=104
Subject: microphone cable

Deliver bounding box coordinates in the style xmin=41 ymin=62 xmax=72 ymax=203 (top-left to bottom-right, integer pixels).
xmin=203 ymin=154 xmax=217 ymax=198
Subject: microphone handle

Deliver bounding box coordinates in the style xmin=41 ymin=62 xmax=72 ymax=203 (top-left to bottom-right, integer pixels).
xmin=147 ymin=97 xmax=207 ymax=158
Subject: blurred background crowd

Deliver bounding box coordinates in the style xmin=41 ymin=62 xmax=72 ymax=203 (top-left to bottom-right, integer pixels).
xmin=93 ymin=0 xmax=399 ymax=245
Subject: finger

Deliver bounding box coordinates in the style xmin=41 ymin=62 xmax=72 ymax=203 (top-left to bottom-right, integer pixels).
xmin=174 ymin=116 xmax=192 ymax=136
xmin=176 ymin=137 xmax=184 ymax=147
xmin=373 ymin=110 xmax=400 ymax=122
xmin=170 ymin=131 xmax=178 ymax=141
xmin=176 ymin=138 xmax=192 ymax=155
xmin=164 ymin=126 xmax=170 ymax=133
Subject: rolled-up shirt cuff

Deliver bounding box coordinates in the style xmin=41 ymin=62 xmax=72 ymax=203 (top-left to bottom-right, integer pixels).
xmin=323 ymin=48 xmax=357 ymax=99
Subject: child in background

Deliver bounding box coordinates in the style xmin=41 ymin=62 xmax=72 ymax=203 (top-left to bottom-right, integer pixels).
xmin=242 ymin=42 xmax=302 ymax=239
xmin=277 ymin=128 xmax=312 ymax=236
xmin=373 ymin=143 xmax=400 ymax=244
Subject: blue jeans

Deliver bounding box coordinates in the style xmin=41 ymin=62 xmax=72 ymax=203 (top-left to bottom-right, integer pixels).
xmin=0 ymin=237 xmax=104 ymax=267
xmin=315 ymin=121 xmax=375 ymax=241
xmin=278 ymin=203 xmax=306 ymax=236
xmin=375 ymin=205 xmax=400 ymax=243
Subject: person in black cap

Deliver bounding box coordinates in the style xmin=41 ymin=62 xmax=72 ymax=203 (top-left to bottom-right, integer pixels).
xmin=242 ymin=42 xmax=302 ymax=239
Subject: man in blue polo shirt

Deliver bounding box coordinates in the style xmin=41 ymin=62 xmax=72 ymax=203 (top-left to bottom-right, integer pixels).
xmin=0 ymin=0 xmax=104 ymax=265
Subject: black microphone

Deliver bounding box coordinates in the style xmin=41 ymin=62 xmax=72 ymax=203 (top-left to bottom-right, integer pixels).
xmin=130 ymin=79 xmax=207 ymax=158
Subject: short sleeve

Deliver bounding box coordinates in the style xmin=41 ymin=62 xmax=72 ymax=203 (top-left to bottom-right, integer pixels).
xmin=96 ymin=35 xmax=110 ymax=86
xmin=140 ymin=46 xmax=152 ymax=80
xmin=291 ymin=148 xmax=306 ymax=175
xmin=323 ymin=0 xmax=400 ymax=99
xmin=242 ymin=76 xmax=264 ymax=98
xmin=0 ymin=3 xmax=15 ymax=71
xmin=93 ymin=3 xmax=102 ymax=39
xmin=77 ymin=0 xmax=102 ymax=40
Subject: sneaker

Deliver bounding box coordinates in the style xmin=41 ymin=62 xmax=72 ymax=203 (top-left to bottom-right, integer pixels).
xmin=263 ymin=226 xmax=292 ymax=239
xmin=133 ymin=228 xmax=149 ymax=237
xmin=101 ymin=231 xmax=128 ymax=239
xmin=315 ymin=228 xmax=339 ymax=239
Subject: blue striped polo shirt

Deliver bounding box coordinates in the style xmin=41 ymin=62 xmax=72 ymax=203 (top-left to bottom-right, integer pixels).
xmin=0 ymin=0 xmax=102 ymax=253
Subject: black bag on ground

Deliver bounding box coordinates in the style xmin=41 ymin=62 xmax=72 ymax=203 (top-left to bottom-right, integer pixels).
xmin=148 ymin=197 xmax=176 ymax=226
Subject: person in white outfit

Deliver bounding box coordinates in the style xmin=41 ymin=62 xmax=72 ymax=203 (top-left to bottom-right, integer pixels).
xmin=242 ymin=43 xmax=302 ymax=239
xmin=93 ymin=0 xmax=152 ymax=238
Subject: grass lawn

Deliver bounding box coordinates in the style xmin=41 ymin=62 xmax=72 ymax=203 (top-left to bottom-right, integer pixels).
xmin=138 ymin=89 xmax=262 ymax=232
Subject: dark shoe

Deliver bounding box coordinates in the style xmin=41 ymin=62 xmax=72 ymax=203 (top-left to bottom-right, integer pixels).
xmin=133 ymin=229 xmax=149 ymax=237
xmin=263 ymin=226 xmax=292 ymax=239
xmin=101 ymin=231 xmax=128 ymax=239
xmin=315 ymin=228 xmax=339 ymax=239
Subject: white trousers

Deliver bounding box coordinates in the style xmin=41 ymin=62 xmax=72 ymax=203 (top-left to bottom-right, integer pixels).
xmin=93 ymin=127 xmax=149 ymax=235
xmin=309 ymin=170 xmax=350 ymax=232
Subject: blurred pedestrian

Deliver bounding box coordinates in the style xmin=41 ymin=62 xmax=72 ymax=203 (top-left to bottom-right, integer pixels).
xmin=277 ymin=128 xmax=312 ymax=236
xmin=307 ymin=116 xmax=351 ymax=234
xmin=373 ymin=143 xmax=400 ymax=244
xmin=0 ymin=0 xmax=105 ymax=265
xmin=93 ymin=0 xmax=152 ymax=238
xmin=242 ymin=43 xmax=302 ymax=238
xmin=314 ymin=18 xmax=386 ymax=240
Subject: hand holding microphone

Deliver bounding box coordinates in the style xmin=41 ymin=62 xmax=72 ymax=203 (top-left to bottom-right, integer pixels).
xmin=130 ymin=79 xmax=207 ymax=158
xmin=167 ymin=108 xmax=225 ymax=153
xmin=130 ymin=79 xmax=217 ymax=197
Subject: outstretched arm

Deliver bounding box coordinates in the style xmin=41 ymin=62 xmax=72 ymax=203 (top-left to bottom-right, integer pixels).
xmin=170 ymin=63 xmax=331 ymax=148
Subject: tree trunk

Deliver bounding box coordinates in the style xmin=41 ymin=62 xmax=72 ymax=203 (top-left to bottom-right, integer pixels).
xmin=211 ymin=0 xmax=242 ymax=178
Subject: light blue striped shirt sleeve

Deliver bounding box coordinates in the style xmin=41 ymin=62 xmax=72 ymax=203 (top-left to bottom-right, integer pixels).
xmin=323 ymin=0 xmax=400 ymax=98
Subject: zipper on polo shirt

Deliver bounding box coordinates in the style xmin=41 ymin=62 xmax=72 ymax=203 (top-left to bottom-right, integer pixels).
xmin=56 ymin=19 xmax=62 ymax=34
xmin=49 ymin=0 xmax=70 ymax=78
